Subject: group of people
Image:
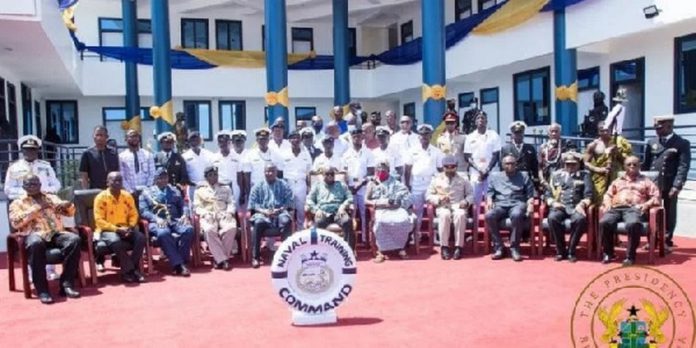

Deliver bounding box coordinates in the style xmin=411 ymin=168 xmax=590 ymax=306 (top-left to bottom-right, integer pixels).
xmin=4 ymin=101 xmax=690 ymax=304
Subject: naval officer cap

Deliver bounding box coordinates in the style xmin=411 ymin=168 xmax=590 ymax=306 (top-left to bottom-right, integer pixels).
xmin=375 ymin=126 xmax=392 ymax=136
xmin=443 ymin=112 xmax=458 ymax=123
xmin=349 ymin=126 xmax=363 ymax=135
xmin=321 ymin=136 xmax=334 ymax=144
xmin=203 ymin=165 xmax=218 ymax=176
xmin=510 ymin=121 xmax=527 ymax=133
xmin=288 ymin=129 xmax=301 ymax=138
xmin=442 ymin=155 xmax=458 ymax=167
xmin=18 ymin=135 xmax=42 ymax=149
xmin=154 ymin=167 xmax=169 ymax=177
xmin=255 ymin=127 xmax=271 ymax=137
xmin=300 ymin=127 xmax=315 ymax=137
xmin=230 ymin=129 xmax=247 ymax=139
xmin=216 ymin=130 xmax=231 ymax=140
xmin=157 ymin=132 xmax=176 ymax=142
xmin=188 ymin=131 xmax=202 ymax=140
xmin=563 ymin=151 xmax=581 ymax=164
xmin=654 ymin=115 xmax=675 ymax=123
xmin=417 ymin=124 xmax=434 ymax=134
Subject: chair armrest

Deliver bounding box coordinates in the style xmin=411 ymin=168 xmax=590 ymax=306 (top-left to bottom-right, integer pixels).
xmin=76 ymin=225 xmax=94 ymax=241
xmin=648 ymin=206 xmax=664 ymax=232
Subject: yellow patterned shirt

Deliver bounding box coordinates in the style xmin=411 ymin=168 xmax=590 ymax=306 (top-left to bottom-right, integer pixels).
xmin=9 ymin=193 xmax=76 ymax=241
xmin=93 ymin=189 xmax=138 ymax=237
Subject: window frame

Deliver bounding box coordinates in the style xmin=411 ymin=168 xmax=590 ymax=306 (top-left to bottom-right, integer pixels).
xmin=7 ymin=82 xmax=17 ymax=138
xmin=478 ymin=0 xmax=506 ymax=12
xmin=513 ymin=66 xmax=551 ymax=127
xmin=46 ymin=100 xmax=79 ymax=145
xmin=458 ymin=92 xmax=475 ymax=110
xmin=400 ymin=20 xmax=414 ymax=44
xmin=215 ymin=19 xmax=243 ymax=51
xmin=577 ymin=66 xmax=600 ymax=91
xmin=455 ymin=0 xmax=473 ymax=21
xmin=21 ymin=84 xmax=32 ymax=136
xmin=183 ymin=100 xmax=213 ymax=141
xmin=674 ymin=32 xmax=696 ymax=114
xmin=349 ymin=27 xmax=357 ymax=57
xmin=295 ymin=107 xmax=317 ymax=122
xmin=0 ymin=78 xmax=6 ymax=135
xmin=98 ymin=17 xmax=152 ymax=60
xmin=181 ymin=18 xmax=209 ymax=49
xmin=219 ymin=100 xmax=246 ymax=130
xmin=291 ymin=27 xmax=314 ymax=53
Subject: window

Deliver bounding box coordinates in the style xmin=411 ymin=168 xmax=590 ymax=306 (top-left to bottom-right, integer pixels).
xmin=578 ymin=66 xmax=600 ymax=91
xmin=403 ymin=102 xmax=416 ymax=131
xmin=295 ymin=107 xmax=316 ymax=121
xmin=478 ymin=0 xmax=506 ymax=11
xmin=458 ymin=92 xmax=475 ymax=110
xmin=34 ymin=100 xmax=42 ymax=138
xmin=46 ymin=100 xmax=79 ymax=144
xmin=216 ymin=20 xmax=242 ymax=50
xmin=7 ymin=83 xmax=17 ymax=138
xmin=0 ymin=78 xmax=6 ymax=132
xmin=219 ymin=101 xmax=246 ymax=130
xmin=514 ymin=67 xmax=551 ymax=126
xmin=261 ymin=25 xmax=265 ymax=51
xmin=98 ymin=18 xmax=152 ymax=48
xmin=181 ymin=18 xmax=209 ymax=49
xmin=349 ymin=27 xmax=357 ymax=57
xmin=401 ymin=20 xmax=413 ymax=44
xmin=291 ymin=27 xmax=314 ymax=53
xmin=102 ymin=107 xmax=151 ymax=145
xmin=480 ymin=87 xmax=499 ymax=132
xmin=455 ymin=0 xmax=473 ymax=20
xmin=21 ymin=84 xmax=32 ymax=135
xmin=675 ymin=33 xmax=696 ymax=114
xmin=183 ymin=101 xmax=212 ymax=140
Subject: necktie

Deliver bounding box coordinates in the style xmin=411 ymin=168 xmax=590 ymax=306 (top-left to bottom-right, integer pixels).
xmin=133 ymin=150 xmax=140 ymax=173
xmin=660 ymin=137 xmax=667 ymax=146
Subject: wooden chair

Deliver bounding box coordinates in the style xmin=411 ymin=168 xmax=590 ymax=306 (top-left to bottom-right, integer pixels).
xmin=429 ymin=204 xmax=487 ymax=255
xmin=74 ymin=189 xmax=145 ymax=284
xmin=536 ymin=203 xmax=597 ymax=259
xmin=6 ymin=232 xmax=89 ymax=299
xmin=305 ymin=172 xmax=360 ymax=249
xmin=364 ymin=202 xmax=435 ymax=256
xmin=481 ymin=201 xmax=539 ymax=257
xmin=595 ymin=171 xmax=666 ymax=264
xmin=191 ymin=211 xmax=248 ymax=267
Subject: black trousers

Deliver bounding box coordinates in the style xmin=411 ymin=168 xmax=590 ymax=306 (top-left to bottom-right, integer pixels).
xmin=662 ymin=193 xmax=677 ymax=246
xmin=26 ymin=232 xmax=81 ymax=294
xmin=99 ymin=231 xmax=146 ymax=274
xmin=599 ymin=207 xmax=644 ymax=260
xmin=547 ymin=208 xmax=587 ymax=256
xmin=315 ymin=213 xmax=355 ymax=250
xmin=251 ymin=213 xmax=292 ymax=260
xmin=485 ymin=203 xmax=527 ymax=251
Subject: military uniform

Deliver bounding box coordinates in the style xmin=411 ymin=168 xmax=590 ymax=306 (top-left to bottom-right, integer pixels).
xmin=426 ymin=165 xmax=474 ymax=258
xmin=4 ymin=158 xmax=61 ymax=200
xmin=154 ymin=133 xmax=189 ymax=190
xmin=500 ymin=121 xmax=539 ymax=189
xmin=436 ymin=131 xmax=466 ymax=173
xmin=193 ymin=168 xmax=237 ymax=267
xmin=642 ymin=116 xmax=691 ymax=247
xmin=545 ymin=156 xmax=592 ymax=260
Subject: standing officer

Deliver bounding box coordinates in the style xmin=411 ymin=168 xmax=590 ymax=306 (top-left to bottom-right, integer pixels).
xmin=436 ymin=112 xmax=467 ymax=173
xmin=4 ymin=135 xmax=61 ymax=200
xmin=642 ymin=115 xmax=691 ymax=251
xmin=545 ymin=152 xmax=592 ymax=262
xmin=154 ymin=132 xmax=189 ymax=193
xmin=500 ymin=121 xmax=539 ymax=190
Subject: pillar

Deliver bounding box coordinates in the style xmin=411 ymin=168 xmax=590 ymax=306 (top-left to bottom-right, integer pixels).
xmin=333 ymin=0 xmax=350 ymax=109
xmin=554 ymin=8 xmax=578 ymax=136
xmin=122 ymin=0 xmax=141 ymax=131
xmin=151 ymin=0 xmax=174 ymax=135
xmin=421 ymin=0 xmax=446 ymax=127
xmin=264 ymin=0 xmax=289 ymax=128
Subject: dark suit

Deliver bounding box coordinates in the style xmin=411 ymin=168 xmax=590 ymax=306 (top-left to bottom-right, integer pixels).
xmin=544 ymin=169 xmax=592 ymax=256
xmin=642 ymin=133 xmax=691 ymax=245
xmin=304 ymin=145 xmax=323 ymax=161
xmin=500 ymin=142 xmax=540 ymax=188
xmin=155 ymin=151 xmax=190 ymax=187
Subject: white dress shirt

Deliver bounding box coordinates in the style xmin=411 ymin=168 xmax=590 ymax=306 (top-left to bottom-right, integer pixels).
xmin=182 ymin=148 xmax=216 ymax=185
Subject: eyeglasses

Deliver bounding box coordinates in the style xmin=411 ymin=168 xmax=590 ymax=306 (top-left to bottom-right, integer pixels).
xmin=24 ymin=182 xmax=41 ymax=187
xmin=503 ymin=162 xmax=516 ymax=165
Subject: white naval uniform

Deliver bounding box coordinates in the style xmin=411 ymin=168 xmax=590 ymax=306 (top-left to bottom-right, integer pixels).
xmin=371 ymin=145 xmax=405 ymax=180
xmin=280 ymin=148 xmax=312 ymax=227
xmin=244 ymin=147 xmax=285 ymax=187
xmin=4 ymin=159 xmax=62 ymax=199
xmin=463 ymin=129 xmax=501 ymax=211
xmin=405 ymin=144 xmax=444 ymax=232
xmin=341 ymin=146 xmax=375 ymax=236
xmin=182 ymin=148 xmax=216 ymax=205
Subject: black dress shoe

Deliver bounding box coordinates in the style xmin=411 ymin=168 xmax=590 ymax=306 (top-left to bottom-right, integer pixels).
xmin=491 ymin=249 xmax=504 ymax=260
xmin=121 ymin=273 xmax=137 ymax=283
xmin=510 ymin=248 xmax=522 ymax=262
xmin=217 ymin=261 xmax=231 ymax=270
xmin=251 ymin=259 xmax=261 ymax=269
xmin=601 ymin=254 xmax=615 ymax=264
xmin=96 ymin=262 xmax=106 ymax=273
xmin=440 ymin=246 xmax=452 ymax=260
xmin=178 ymin=265 xmax=191 ymax=277
xmin=554 ymin=254 xmax=565 ymax=262
xmin=622 ymin=258 xmax=634 ymax=267
xmin=452 ymin=247 xmax=463 ymax=260
xmin=132 ymin=270 xmax=147 ymax=283
xmin=59 ymin=286 xmax=81 ymax=299
xmin=38 ymin=292 xmax=54 ymax=304
xmin=568 ymin=255 xmax=577 ymax=263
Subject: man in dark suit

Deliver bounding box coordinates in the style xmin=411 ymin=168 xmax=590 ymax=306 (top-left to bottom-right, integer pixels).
xmin=642 ymin=115 xmax=691 ymax=250
xmin=154 ymin=132 xmax=189 ymax=194
xmin=500 ymin=121 xmax=540 ymax=191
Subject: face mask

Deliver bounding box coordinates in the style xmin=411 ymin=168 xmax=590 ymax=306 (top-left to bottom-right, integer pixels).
xmin=376 ymin=170 xmax=389 ymax=182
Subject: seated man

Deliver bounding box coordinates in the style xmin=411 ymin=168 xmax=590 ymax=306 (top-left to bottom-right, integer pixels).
xmin=599 ymin=156 xmax=660 ymax=266
xmin=9 ymin=175 xmax=81 ymax=304
xmin=365 ymin=159 xmax=416 ymax=263
xmin=306 ymin=166 xmax=354 ymax=248
xmin=94 ymin=172 xmax=146 ymax=283
xmin=426 ymin=155 xmax=474 ymax=260
xmin=139 ymin=168 xmax=193 ymax=276
xmin=545 ymin=152 xmax=592 ymax=262
xmin=485 ymin=155 xmax=535 ymax=262
xmin=248 ymin=163 xmax=295 ymax=268
xmin=194 ymin=166 xmax=237 ymax=271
